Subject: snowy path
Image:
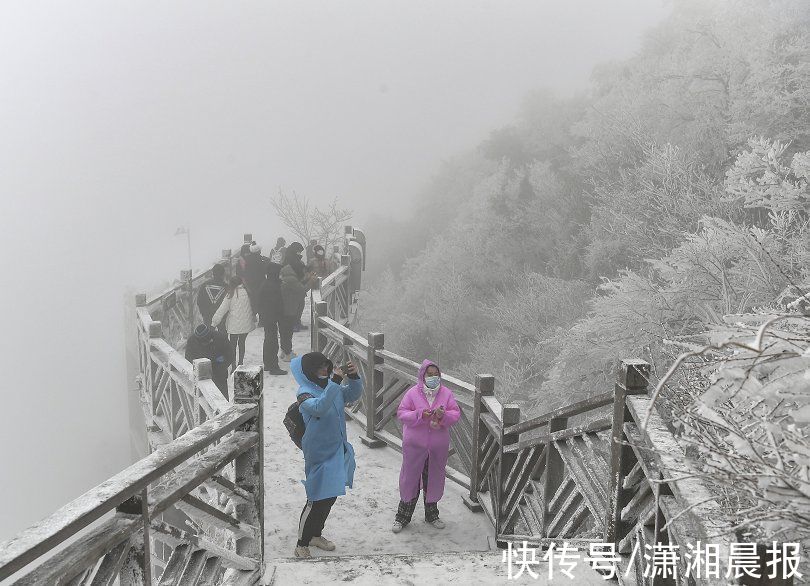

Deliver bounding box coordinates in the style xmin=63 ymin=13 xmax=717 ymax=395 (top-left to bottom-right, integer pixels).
xmin=237 ymin=319 xmax=602 ymax=584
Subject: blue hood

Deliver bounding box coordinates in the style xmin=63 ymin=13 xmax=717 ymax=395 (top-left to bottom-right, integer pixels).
xmin=291 ymin=356 xmax=324 ymax=396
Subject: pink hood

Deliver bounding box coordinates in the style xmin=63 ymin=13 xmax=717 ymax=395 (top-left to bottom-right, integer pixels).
xmin=417 ymin=359 xmax=441 ymax=390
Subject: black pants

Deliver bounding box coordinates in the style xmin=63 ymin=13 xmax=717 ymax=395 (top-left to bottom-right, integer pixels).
xmin=297 ymin=497 xmax=337 ymax=546
xmin=395 ymin=458 xmax=439 ymax=524
xmin=230 ymin=333 xmax=248 ymax=366
xmin=279 ymin=315 xmax=295 ymax=354
xmin=262 ymin=320 xmax=280 ymax=369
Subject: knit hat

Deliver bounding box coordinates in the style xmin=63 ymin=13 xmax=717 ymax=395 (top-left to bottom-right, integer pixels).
xmin=250 ymin=244 xmax=261 ymax=254
xmin=194 ymin=324 xmax=211 ymax=338
xmin=301 ymin=352 xmax=333 ymax=387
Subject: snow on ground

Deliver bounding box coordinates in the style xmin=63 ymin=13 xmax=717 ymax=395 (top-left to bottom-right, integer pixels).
xmin=239 ymin=320 xmax=493 ymax=558
xmin=236 ymin=313 xmax=601 ymax=584
xmin=267 ymin=551 xmax=609 ymax=585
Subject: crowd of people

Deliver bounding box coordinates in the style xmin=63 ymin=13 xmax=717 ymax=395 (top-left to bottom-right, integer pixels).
xmin=184 ymin=237 xmax=460 ymax=560
xmin=184 ymin=237 xmax=337 ymax=396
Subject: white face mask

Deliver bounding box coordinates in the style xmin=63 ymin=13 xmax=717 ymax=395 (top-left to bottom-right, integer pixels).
xmin=424 ymin=375 xmax=441 ymax=390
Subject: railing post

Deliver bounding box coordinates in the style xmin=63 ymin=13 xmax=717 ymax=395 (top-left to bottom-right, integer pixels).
xmin=312 ymin=301 xmax=328 ymax=353
xmin=117 ymin=496 xmax=150 ymax=585
xmin=310 ymin=279 xmax=321 ymax=351
xmin=605 ymin=359 xmax=650 ymax=546
xmin=147 ymin=320 xmax=162 ymax=339
xmin=232 ymin=365 xmax=264 ymax=563
xmin=496 ymin=404 xmax=520 ymax=545
xmin=339 ymin=254 xmax=352 ymax=323
xmin=193 ymin=358 xmax=212 ymax=422
xmin=180 ymin=269 xmax=194 ymax=332
xmin=361 ymin=333 xmax=386 ymax=448
xmin=463 ymin=374 xmax=494 ymax=512
xmin=542 ymin=416 xmax=568 ymax=536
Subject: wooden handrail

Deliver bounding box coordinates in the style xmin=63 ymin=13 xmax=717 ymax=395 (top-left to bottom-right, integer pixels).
xmin=317 ymin=316 xmax=369 ymax=348
xmin=503 ymin=390 xmax=614 ymax=436
xmin=502 ymin=417 xmax=612 ymax=454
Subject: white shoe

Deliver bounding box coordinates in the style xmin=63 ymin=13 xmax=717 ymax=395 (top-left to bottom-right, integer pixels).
xmin=309 ymin=536 xmax=335 ymax=551
xmin=392 ymin=521 xmax=404 ymax=534
xmin=294 ymin=545 xmax=311 ymax=558
xmin=428 ymin=518 xmax=446 ymax=529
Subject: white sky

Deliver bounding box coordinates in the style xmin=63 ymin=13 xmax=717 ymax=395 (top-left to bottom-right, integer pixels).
xmin=0 ymin=0 xmax=668 ymax=541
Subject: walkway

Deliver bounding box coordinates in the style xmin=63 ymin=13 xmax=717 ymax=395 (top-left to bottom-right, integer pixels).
xmin=234 ymin=311 xmax=603 ymax=584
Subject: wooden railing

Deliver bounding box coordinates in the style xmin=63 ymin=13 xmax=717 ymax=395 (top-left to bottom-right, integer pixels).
xmin=0 ymin=236 xmax=265 ymax=585
xmin=312 ymin=227 xmax=782 ymax=585
xmin=144 ymin=235 xmax=254 ymax=350
xmin=0 ymin=371 xmax=264 ymax=585
xmin=477 ymin=360 xmax=737 ymax=584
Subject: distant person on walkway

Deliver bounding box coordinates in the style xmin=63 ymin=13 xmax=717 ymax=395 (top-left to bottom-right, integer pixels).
xmin=257 ymin=260 xmax=288 ymax=376
xmin=197 ymin=263 xmax=228 ymax=331
xmin=392 ymin=359 xmax=460 ymax=533
xmin=305 ymin=239 xmax=318 ymax=264
xmin=291 ymin=352 xmax=363 ymax=558
xmin=212 ymin=276 xmax=255 ymax=367
xmin=272 ymin=237 xmax=286 ymax=262
xmin=242 ymin=243 xmax=267 ymax=314
xmin=308 ymin=244 xmax=334 ymax=278
xmin=280 ymin=243 xmax=317 ymax=350
xmin=236 ymin=243 xmax=251 ymax=279
xmin=184 ymin=324 xmax=233 ymax=399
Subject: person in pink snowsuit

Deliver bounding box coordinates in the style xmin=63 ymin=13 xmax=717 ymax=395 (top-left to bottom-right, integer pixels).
xmin=392 ymin=359 xmax=461 ymax=532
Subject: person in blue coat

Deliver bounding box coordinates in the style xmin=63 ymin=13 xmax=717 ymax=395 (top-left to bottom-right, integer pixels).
xmin=291 ymin=351 xmax=363 ymax=558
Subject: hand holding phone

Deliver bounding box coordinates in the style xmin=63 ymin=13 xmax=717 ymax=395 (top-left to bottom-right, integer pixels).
xmin=346 ymin=361 xmax=358 ymax=377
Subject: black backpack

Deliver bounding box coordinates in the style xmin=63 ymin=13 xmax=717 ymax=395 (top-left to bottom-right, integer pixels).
xmin=283 ymin=393 xmax=313 ymax=449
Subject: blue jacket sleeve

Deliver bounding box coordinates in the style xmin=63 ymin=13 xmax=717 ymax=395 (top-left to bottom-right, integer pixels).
xmin=299 ymin=383 xmax=342 ymax=417
xmin=341 ymin=376 xmax=363 ymax=404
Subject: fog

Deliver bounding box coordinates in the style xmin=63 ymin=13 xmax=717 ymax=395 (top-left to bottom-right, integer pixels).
xmin=0 ymin=1 xmax=668 ymax=541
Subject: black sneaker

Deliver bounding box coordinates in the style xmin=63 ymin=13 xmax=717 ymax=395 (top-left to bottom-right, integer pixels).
xmin=266 ymin=367 xmax=287 ymax=376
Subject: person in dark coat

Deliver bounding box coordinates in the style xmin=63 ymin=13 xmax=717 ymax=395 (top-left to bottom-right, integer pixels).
xmin=280 ymin=244 xmax=317 ymax=357
xmin=197 ymin=263 xmax=228 ymax=331
xmin=292 ymin=352 xmax=363 ymax=559
xmin=184 ymin=324 xmax=233 ymax=399
xmin=283 ymin=242 xmax=315 ymax=332
xmin=258 ymin=261 xmax=288 ymax=375
xmin=242 ymin=243 xmax=267 ymax=314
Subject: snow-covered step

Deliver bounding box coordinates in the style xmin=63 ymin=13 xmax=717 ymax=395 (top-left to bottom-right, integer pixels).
xmin=265 ymin=550 xmax=607 ymax=585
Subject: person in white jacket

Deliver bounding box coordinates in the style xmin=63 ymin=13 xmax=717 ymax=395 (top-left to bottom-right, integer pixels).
xmin=212 ymin=276 xmax=256 ymax=366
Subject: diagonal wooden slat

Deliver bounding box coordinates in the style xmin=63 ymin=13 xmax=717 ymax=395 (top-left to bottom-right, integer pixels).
xmin=157 ymin=543 xmax=193 ymax=586
xmin=554 ymin=439 xmax=607 ymax=522
xmin=89 ymin=540 xmax=129 ymax=586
